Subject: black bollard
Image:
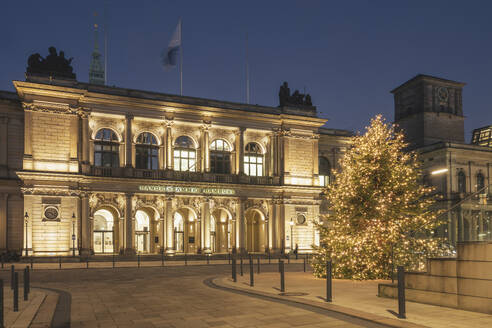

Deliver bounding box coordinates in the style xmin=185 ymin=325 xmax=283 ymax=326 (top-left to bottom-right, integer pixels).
xmin=280 ymin=260 xmax=285 ymax=292
xmin=86 ymin=257 xmax=89 ymax=269
xmin=184 ymin=253 xmax=187 ymax=266
xmin=161 ymin=252 xmax=165 ymax=267
xmin=23 ymin=267 xmax=28 ymax=301
xmin=30 ymin=257 xmax=33 ymax=270
xmin=59 ymin=256 xmax=62 ymax=269
xmin=10 ymin=266 xmax=14 ymax=290
xmin=25 ymin=266 xmax=30 ymax=295
xmin=257 ymin=257 xmax=260 ymax=274
xmin=207 ymin=255 xmax=210 ymax=265
xmin=232 ymin=258 xmax=237 ymax=282
xmin=249 ymin=256 xmax=254 ymax=287
xmin=112 ymin=253 xmax=115 ymax=269
xmin=278 ymin=258 xmax=281 ymax=273
xmin=138 ymin=254 xmax=141 ymax=268
xmin=240 ymin=257 xmax=243 ymax=276
xmin=0 ymin=280 xmax=3 ymax=328
xmin=13 ymin=272 xmax=18 ymax=312
xmin=397 ymin=266 xmax=406 ymax=319
xmin=268 ymin=251 xmax=271 ymax=264
xmin=287 ymin=254 xmax=290 ymax=264
xmin=303 ymin=256 xmax=306 ymax=272
xmin=326 ymin=260 xmax=332 ymax=302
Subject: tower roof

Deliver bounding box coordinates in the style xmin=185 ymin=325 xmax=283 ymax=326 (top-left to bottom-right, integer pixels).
xmin=391 ymin=74 xmax=466 ymax=94
xmin=89 ymin=20 xmax=105 ymax=85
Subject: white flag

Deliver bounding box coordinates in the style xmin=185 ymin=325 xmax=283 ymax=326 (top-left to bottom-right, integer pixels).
xmin=162 ymin=19 xmax=181 ymax=70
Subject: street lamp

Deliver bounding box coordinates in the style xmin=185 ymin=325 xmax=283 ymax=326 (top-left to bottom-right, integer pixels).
xmin=72 ymin=212 xmax=76 ymax=257
xmin=24 ymin=211 xmax=29 ymax=257
xmin=289 ymin=219 xmax=294 ymax=252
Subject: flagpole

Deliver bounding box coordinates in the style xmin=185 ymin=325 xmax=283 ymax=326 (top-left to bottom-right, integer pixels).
xmin=104 ymin=1 xmax=108 ymax=85
xmin=180 ymin=18 xmax=183 ymax=96
xmin=246 ymin=32 xmax=250 ymax=104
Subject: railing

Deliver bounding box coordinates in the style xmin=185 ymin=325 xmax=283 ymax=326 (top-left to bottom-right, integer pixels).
xmin=89 ymin=166 xmax=282 ymax=186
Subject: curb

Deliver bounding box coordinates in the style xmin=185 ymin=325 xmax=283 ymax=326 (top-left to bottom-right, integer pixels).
xmin=208 ymin=276 xmax=429 ymax=328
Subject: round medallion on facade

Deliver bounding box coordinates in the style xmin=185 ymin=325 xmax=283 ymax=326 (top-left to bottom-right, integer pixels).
xmin=44 ymin=206 xmax=59 ymax=220
xmin=296 ymin=213 xmax=306 ymax=225
xmin=437 ymin=87 xmax=449 ymax=102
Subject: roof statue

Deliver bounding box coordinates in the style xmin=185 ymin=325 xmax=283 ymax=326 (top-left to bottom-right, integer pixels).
xmin=26 ymin=47 xmax=76 ymax=80
xmin=278 ymin=81 xmax=313 ymax=107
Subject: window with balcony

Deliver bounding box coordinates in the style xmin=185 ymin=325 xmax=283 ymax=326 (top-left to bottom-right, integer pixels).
xmin=136 ymin=132 xmax=159 ymax=170
xmin=210 ymin=139 xmax=231 ymax=174
xmin=319 ymin=156 xmax=331 ymax=186
xmin=174 ymin=136 xmax=196 ymax=172
xmin=477 ymin=172 xmax=485 ymax=191
xmin=458 ymin=170 xmax=466 ymax=193
xmin=244 ymin=142 xmax=263 ymax=176
xmin=94 ymin=128 xmax=119 ymax=168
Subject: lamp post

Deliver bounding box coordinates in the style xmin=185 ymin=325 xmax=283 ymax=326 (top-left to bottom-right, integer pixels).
xmin=289 ymin=219 xmax=294 ymax=252
xmin=72 ymin=212 xmax=76 ymax=257
xmin=24 ymin=212 xmax=29 ymax=257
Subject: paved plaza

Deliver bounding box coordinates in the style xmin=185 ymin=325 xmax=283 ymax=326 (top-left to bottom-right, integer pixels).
xmin=0 ymin=263 xmax=381 ymax=328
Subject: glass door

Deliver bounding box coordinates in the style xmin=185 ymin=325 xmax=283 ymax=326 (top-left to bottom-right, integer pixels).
xmin=94 ymin=232 xmax=103 ymax=253
xmin=94 ymin=231 xmax=113 ymax=253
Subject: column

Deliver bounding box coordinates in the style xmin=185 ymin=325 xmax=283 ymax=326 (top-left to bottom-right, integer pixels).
xmin=23 ymin=110 xmax=33 ymax=170
xmin=80 ymin=195 xmax=90 ymax=256
xmin=278 ymin=130 xmax=285 ymax=177
xmin=0 ymin=194 xmax=7 ymax=251
xmin=159 ymin=133 xmax=166 ymax=170
xmin=236 ymin=197 xmax=246 ymax=254
xmin=269 ymin=200 xmax=277 ymax=252
xmin=201 ymin=124 xmax=210 ymax=173
xmin=81 ymin=113 xmax=90 ymax=173
xmin=125 ymin=114 xmax=133 ymax=167
xmin=278 ymin=201 xmax=285 ymax=253
xmin=124 ymin=193 xmax=135 ymax=255
xmin=165 ymin=120 xmax=173 ymax=170
xmin=202 ymin=199 xmax=211 ymax=253
xmin=165 ymin=196 xmax=174 ymax=254
xmin=235 ymin=128 xmax=245 ymax=174
xmin=269 ymin=132 xmax=276 ymax=177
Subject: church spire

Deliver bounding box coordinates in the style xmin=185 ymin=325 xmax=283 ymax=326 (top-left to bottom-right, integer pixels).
xmin=89 ymin=15 xmax=105 ymax=85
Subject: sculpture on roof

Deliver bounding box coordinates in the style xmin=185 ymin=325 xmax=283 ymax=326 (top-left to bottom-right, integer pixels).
xmin=26 ymin=47 xmax=76 ymax=80
xmin=278 ymin=81 xmax=313 ymax=107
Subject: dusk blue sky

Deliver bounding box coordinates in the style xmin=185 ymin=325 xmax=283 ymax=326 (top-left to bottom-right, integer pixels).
xmin=2 ymin=1 xmax=492 ymax=139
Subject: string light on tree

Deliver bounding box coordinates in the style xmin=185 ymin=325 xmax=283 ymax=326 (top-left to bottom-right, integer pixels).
xmin=312 ymin=115 xmax=447 ymax=280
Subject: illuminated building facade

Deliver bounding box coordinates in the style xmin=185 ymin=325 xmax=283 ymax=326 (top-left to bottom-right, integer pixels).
xmin=0 ymin=66 xmax=351 ymax=256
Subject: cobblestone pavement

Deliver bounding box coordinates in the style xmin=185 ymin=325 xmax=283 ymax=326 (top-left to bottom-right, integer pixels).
xmin=0 ymin=264 xmax=381 ymax=328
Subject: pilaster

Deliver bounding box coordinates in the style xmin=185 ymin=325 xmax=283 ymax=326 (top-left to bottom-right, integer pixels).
xmin=165 ymin=196 xmax=174 ymax=254
xmin=125 ymin=114 xmax=133 ymax=168
xmin=80 ymin=194 xmax=91 ymax=256
xmin=236 ymin=197 xmax=246 ymax=254
xmin=202 ymin=198 xmax=211 ymax=253
xmin=0 ymin=117 xmax=8 ymax=176
xmin=165 ymin=120 xmax=174 ymax=170
xmin=124 ymin=193 xmax=136 ymax=255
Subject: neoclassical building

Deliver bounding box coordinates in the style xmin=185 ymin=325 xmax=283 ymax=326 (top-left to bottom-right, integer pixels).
xmin=0 ymin=53 xmax=351 ymax=256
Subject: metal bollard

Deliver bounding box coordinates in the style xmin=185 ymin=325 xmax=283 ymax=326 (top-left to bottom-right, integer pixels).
xmin=278 ymin=258 xmax=281 ymax=273
xmin=161 ymin=252 xmax=165 ymax=267
xmin=326 ymin=260 xmax=332 ymax=302
xmin=207 ymin=255 xmax=210 ymax=265
xmin=257 ymin=257 xmax=260 ymax=274
xmin=280 ymin=260 xmax=285 ymax=292
xmin=397 ymin=266 xmax=406 ymax=319
xmin=13 ymin=272 xmax=18 ymax=312
xmin=268 ymin=251 xmax=271 ymax=264
xmin=30 ymin=257 xmax=33 ymax=270
xmin=23 ymin=268 xmax=28 ymax=301
xmin=10 ymin=266 xmax=14 ymax=290
xmin=59 ymin=256 xmax=62 ymax=269
xmin=0 ymin=279 xmax=3 ymax=327
xmin=296 ymin=251 xmax=298 ymax=260
xmin=86 ymin=258 xmax=89 ymax=269
xmin=112 ymin=254 xmax=115 ymax=269
xmin=303 ymin=256 xmax=306 ymax=272
xmin=138 ymin=254 xmax=141 ymax=268
xmin=249 ymin=256 xmax=254 ymax=287
xmin=287 ymin=254 xmax=290 ymax=264
xmin=25 ymin=266 xmax=30 ymax=295
xmin=240 ymin=257 xmax=243 ymax=276
xmin=184 ymin=253 xmax=187 ymax=266
xmin=232 ymin=258 xmax=237 ymax=282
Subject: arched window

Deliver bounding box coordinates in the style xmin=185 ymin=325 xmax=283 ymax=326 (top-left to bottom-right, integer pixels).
xmin=94 ymin=128 xmax=119 ymax=167
xmin=174 ymin=136 xmax=196 ymax=172
xmin=244 ymin=142 xmax=263 ymax=176
xmin=319 ymin=156 xmax=331 ymax=186
xmin=458 ymin=170 xmax=466 ymax=193
xmin=210 ymin=139 xmax=231 ymax=174
xmin=477 ymin=172 xmax=485 ymax=191
xmin=136 ymin=132 xmax=159 ymax=170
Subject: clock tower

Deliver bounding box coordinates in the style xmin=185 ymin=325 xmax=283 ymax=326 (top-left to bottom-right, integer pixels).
xmin=391 ymin=74 xmax=465 ymax=148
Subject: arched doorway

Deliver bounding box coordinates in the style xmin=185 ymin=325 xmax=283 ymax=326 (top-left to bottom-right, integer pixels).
xmin=245 ymin=209 xmax=266 ymax=253
xmin=174 ymin=208 xmax=198 ymax=253
xmin=135 ymin=210 xmax=150 ymax=253
xmin=211 ymin=208 xmax=232 ymax=253
xmin=93 ymin=209 xmax=115 ymax=254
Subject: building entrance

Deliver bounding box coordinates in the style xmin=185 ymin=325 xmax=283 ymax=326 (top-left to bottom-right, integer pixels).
xmin=136 ymin=210 xmax=151 ymax=253
xmin=93 ymin=209 xmax=115 ymax=254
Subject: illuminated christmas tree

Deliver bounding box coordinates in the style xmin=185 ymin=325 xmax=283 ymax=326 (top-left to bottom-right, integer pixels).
xmin=313 ymin=115 xmax=445 ymax=280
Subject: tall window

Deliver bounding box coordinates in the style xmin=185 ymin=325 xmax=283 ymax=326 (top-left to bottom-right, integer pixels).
xmin=458 ymin=170 xmax=466 ymax=193
xmin=94 ymin=128 xmax=119 ymax=167
xmin=210 ymin=139 xmax=231 ymax=174
xmin=477 ymin=172 xmax=485 ymax=191
xmin=319 ymin=156 xmax=331 ymax=186
xmin=244 ymin=142 xmax=263 ymax=176
xmin=174 ymin=136 xmax=196 ymax=172
xmin=136 ymin=132 xmax=159 ymax=170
